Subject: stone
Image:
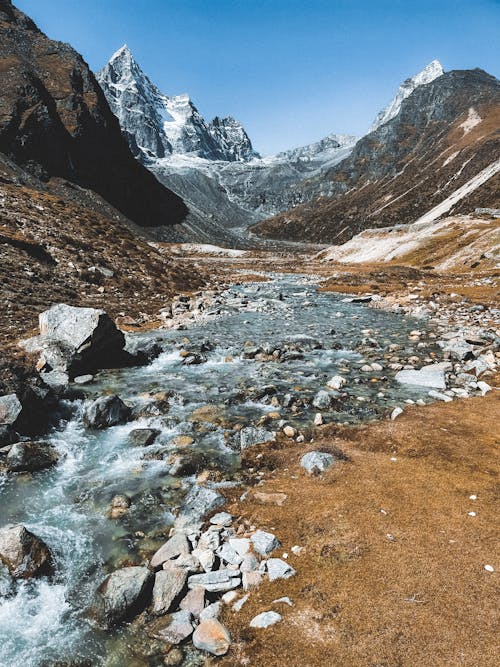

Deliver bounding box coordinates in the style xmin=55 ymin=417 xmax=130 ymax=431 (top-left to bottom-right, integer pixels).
xmin=273 ymin=596 xmax=293 ymax=607
xmin=266 ymin=558 xmax=296 ymax=581
xmin=179 ymin=587 xmax=205 ymax=617
xmin=83 ymin=395 xmax=131 ymax=429
xmin=5 ymin=441 xmax=59 ymax=473
xmin=371 ymin=362 xmax=384 ymax=371
xmin=428 ymin=390 xmax=453 ymax=403
xmin=150 ymin=533 xmax=191 ymax=570
xmin=314 ymin=413 xmax=324 ymax=426
xmin=127 ymin=428 xmax=160 ymax=447
xmin=177 ymin=485 xmax=225 ymax=526
xmin=210 ymin=512 xmax=233 ymax=527
xmin=240 ymin=426 xmax=276 ymax=450
xmin=0 ymin=425 xmax=18 ymax=447
xmin=477 ymin=381 xmax=492 ymax=395
xmin=163 ymin=647 xmax=184 ymax=666
xmin=240 ymin=553 xmax=259 ymax=572
xmin=253 ymin=491 xmax=288 ymax=506
xmin=243 ymin=570 xmax=263 ymax=591
xmin=232 ymin=593 xmax=249 ymax=612
xmin=326 ymin=376 xmax=346 ymax=390
xmin=93 ymin=566 xmax=153 ymax=628
xmin=35 ymin=304 xmax=126 ymax=376
xmin=198 ymin=528 xmax=221 ymax=551
xmin=109 ymin=494 xmax=130 ymax=519
xmin=188 ymin=569 xmax=241 ymax=593
xmin=440 ymin=338 xmax=474 ymax=361
xmin=191 ymin=547 xmax=215 ymax=572
xmin=152 ymin=567 xmax=187 ymax=615
xmin=251 ymin=530 xmax=280 ymax=556
xmin=74 ymin=374 xmax=94 ymax=385
xmin=39 ymin=370 xmax=69 ymax=393
xmin=283 ymin=425 xmax=296 ymax=438
xmin=391 ymin=407 xmax=404 ymax=420
xmin=300 ymin=451 xmax=335 ymax=474
xmin=0 ymin=524 xmax=53 ymax=579
xmin=0 ymin=394 xmax=22 ymax=426
xmin=249 ymin=611 xmax=282 ymax=628
xmin=229 ymin=538 xmax=251 ymax=556
xmin=312 ymin=390 xmax=334 ymax=409
xmin=217 ymin=543 xmax=243 ymax=566
xmin=200 ymin=601 xmax=221 ymax=620
xmin=192 ymin=619 xmax=231 ymax=656
xmin=395 ymin=364 xmax=447 ymax=389
xmin=150 ymin=610 xmax=193 ymax=644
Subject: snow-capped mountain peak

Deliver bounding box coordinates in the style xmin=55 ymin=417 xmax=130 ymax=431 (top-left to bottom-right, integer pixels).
xmin=370 ymin=59 xmax=444 ymax=132
xmin=97 ymin=46 xmax=258 ymax=162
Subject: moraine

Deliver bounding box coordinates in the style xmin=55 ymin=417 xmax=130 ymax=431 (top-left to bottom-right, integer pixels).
xmin=0 ymin=273 xmax=450 ymax=666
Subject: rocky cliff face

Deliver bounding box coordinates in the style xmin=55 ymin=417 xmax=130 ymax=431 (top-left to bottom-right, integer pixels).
xmin=253 ymin=69 xmax=500 ymax=244
xmin=0 ymin=2 xmax=187 ymax=229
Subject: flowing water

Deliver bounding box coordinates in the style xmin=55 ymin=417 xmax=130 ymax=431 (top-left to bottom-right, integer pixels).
xmin=0 ymin=274 xmax=440 ymax=666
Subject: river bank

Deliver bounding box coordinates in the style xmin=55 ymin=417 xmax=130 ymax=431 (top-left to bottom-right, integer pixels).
xmin=0 ymin=247 xmax=498 ymax=666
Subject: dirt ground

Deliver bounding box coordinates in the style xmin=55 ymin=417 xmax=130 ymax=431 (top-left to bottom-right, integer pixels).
xmin=216 ymin=387 xmax=499 ymax=667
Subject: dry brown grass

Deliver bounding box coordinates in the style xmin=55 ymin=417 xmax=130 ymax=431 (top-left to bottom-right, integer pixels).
xmin=217 ymin=389 xmax=500 ymax=667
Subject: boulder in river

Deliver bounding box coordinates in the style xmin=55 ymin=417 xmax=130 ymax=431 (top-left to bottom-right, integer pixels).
xmin=176 ymin=485 xmax=225 ymax=529
xmin=4 ymin=441 xmax=59 ymax=473
xmin=0 ymin=524 xmax=53 ymax=578
xmin=21 ymin=304 xmax=127 ymax=379
xmin=240 ymin=426 xmax=276 ymax=450
xmin=127 ymin=428 xmax=160 ymax=447
xmin=93 ymin=565 xmax=153 ymax=628
xmin=83 ymin=395 xmax=131 ymax=429
xmin=395 ymin=363 xmax=448 ymax=389
xmin=0 ymin=394 xmax=22 ymax=426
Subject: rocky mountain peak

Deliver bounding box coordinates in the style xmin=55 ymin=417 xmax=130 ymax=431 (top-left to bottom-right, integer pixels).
xmin=370 ymin=59 xmax=444 ymax=131
xmin=97 ymin=47 xmax=258 ymax=162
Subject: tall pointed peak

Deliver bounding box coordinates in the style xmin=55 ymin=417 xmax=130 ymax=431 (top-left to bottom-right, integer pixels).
xmin=109 ymin=43 xmax=134 ymax=63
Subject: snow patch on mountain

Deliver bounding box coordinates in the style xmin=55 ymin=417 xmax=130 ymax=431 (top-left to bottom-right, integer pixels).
xmin=459 ymin=107 xmax=482 ymax=135
xmin=370 ymin=59 xmax=444 ymax=132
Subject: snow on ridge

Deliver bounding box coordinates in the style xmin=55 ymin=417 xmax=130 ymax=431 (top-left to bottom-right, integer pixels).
xmin=370 ymin=59 xmax=444 ymax=132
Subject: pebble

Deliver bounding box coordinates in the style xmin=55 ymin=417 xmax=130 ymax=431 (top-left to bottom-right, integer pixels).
xmin=484 ymin=565 xmax=494 ymax=573
xmin=391 ymin=407 xmax=403 ymax=420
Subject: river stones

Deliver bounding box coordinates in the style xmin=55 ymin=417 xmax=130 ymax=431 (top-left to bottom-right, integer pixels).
xmin=0 ymin=524 xmax=53 ymax=579
xmin=192 ymin=619 xmax=231 ymax=656
xmin=312 ymin=390 xmax=334 ymax=409
xmin=249 ymin=611 xmax=282 ymax=628
xmin=176 ymin=485 xmax=225 ymax=527
xmin=83 ymin=395 xmax=131 ymax=429
xmin=188 ymin=570 xmax=241 ymax=593
xmin=5 ymin=441 xmax=59 ymax=473
xmin=239 ymin=426 xmax=276 ymax=450
xmin=93 ymin=565 xmax=153 ymax=628
xmin=152 ymin=567 xmax=188 ymax=615
xmin=179 ymin=587 xmax=205 ymax=617
xmin=0 ymin=394 xmax=22 ymax=426
xmin=300 ymin=451 xmax=335 ymax=474
xmin=150 ymin=533 xmax=191 ymax=571
xmin=326 ymin=376 xmax=346 ymax=390
xmin=127 ymin=428 xmax=160 ymax=447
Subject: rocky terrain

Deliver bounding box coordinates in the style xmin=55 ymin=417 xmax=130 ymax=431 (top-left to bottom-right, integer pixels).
xmin=254 ymin=69 xmax=500 ymax=243
xmin=0 ymin=1 xmax=187 ymax=231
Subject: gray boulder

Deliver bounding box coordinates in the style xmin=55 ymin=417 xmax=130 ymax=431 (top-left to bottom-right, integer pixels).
xmin=0 ymin=394 xmax=22 ymax=426
xmin=150 ymin=532 xmax=191 ymax=570
xmin=188 ymin=570 xmax=241 ymax=593
xmin=300 ymin=451 xmax=335 ymax=474
xmin=5 ymin=441 xmax=59 ymax=473
xmin=266 ymin=558 xmax=296 ymax=581
xmin=83 ymin=395 xmax=131 ymax=429
xmin=152 ymin=567 xmax=188 ymax=615
xmin=240 ymin=426 xmax=276 ymax=450
xmin=127 ymin=428 xmax=160 ymax=447
xmin=22 ymin=304 xmax=126 ymax=378
xmin=93 ymin=565 xmax=153 ymax=628
xmin=251 ymin=530 xmax=280 ymax=556
xmin=312 ymin=390 xmax=334 ymax=409
xmin=148 ymin=609 xmax=193 ymax=644
xmin=0 ymin=524 xmax=53 ymax=579
xmin=176 ymin=485 xmax=225 ymax=528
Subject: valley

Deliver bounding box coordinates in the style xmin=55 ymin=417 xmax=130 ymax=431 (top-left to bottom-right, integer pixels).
xmin=0 ymin=1 xmax=498 ymax=666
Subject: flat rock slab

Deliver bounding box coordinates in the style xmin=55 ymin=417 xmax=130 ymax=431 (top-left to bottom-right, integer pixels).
xmin=193 ymin=619 xmax=231 ymax=656
xmin=149 ymin=610 xmax=193 ymax=644
xmin=266 ymin=558 xmax=296 ymax=581
xmin=150 ymin=532 xmax=191 ymax=570
xmin=395 ymin=364 xmax=446 ymax=389
xmin=188 ymin=569 xmax=241 ymax=593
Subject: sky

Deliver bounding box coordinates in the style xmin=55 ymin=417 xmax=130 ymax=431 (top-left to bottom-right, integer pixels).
xmin=15 ymin=0 xmax=500 ymax=155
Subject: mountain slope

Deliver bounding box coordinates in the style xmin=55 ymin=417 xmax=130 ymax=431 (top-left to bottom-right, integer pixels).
xmin=253 ymin=69 xmax=500 ymax=244
xmin=0 ymin=2 xmax=187 ymax=229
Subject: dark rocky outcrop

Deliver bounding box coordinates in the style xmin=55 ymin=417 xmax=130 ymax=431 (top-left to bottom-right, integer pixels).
xmin=92 ymin=565 xmax=153 ymax=628
xmin=0 ymin=1 xmax=187 ymax=229
xmin=4 ymin=440 xmax=59 ymax=472
xmin=253 ymin=69 xmax=500 ymax=243
xmin=83 ymin=395 xmax=131 ymax=429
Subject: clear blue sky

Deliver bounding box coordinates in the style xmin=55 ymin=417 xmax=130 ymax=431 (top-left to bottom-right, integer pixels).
xmin=15 ymin=0 xmax=500 ymax=155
